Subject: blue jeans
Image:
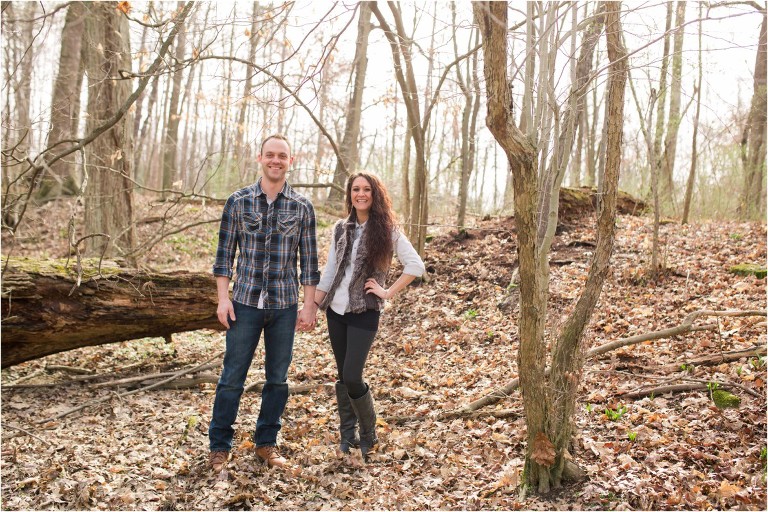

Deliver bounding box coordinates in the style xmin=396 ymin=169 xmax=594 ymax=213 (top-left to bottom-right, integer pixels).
xmin=209 ymin=301 xmax=297 ymax=451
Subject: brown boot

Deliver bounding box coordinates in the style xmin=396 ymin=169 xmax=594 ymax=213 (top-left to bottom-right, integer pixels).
xmin=255 ymin=445 xmax=287 ymax=468
xmin=209 ymin=451 xmax=229 ymax=472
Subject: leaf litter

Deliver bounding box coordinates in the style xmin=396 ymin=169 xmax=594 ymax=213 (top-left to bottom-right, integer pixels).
xmin=1 ymin=208 xmax=766 ymax=510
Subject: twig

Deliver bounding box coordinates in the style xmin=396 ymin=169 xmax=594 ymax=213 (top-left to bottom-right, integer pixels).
xmin=3 ymin=424 xmax=51 ymax=446
xmin=91 ymin=361 xmax=220 ymax=388
xmin=661 ymin=344 xmax=766 ymax=371
xmin=9 ymin=369 xmax=44 ymax=386
xmin=384 ymin=407 xmax=519 ymax=425
xmin=37 ymin=351 xmax=224 ymax=424
xmin=618 ymin=374 xmax=763 ymax=400
xmin=45 ymin=364 xmax=94 ymax=375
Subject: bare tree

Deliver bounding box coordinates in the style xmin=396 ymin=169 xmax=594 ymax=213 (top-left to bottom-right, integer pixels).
xmin=40 ymin=1 xmax=86 ymax=199
xmin=474 ymin=0 xmax=628 ymax=493
xmin=81 ymin=2 xmax=137 ymax=258
xmin=327 ymin=1 xmax=373 ymax=206
xmin=453 ymin=4 xmax=481 ymax=229
xmin=740 ymin=8 xmax=767 ymax=219
xmin=682 ymin=2 xmax=703 ymax=224
xmin=161 ymin=1 xmax=188 ymax=199
xmin=371 ymin=2 xmax=479 ymax=256
xmin=660 ymin=1 xmax=687 ymax=210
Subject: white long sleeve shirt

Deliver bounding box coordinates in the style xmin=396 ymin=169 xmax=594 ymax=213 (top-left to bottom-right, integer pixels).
xmin=317 ymin=222 xmax=425 ymax=315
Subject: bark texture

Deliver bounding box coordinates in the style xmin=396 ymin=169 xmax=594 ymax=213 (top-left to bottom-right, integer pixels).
xmin=1 ymin=258 xmax=221 ymax=368
xmin=740 ymin=12 xmax=767 ymax=219
xmin=549 ymin=0 xmax=627 ymax=489
xmin=328 ymin=1 xmax=373 ymax=206
xmin=473 ymin=0 xmax=548 ymax=493
xmin=82 ymin=2 xmax=136 ymax=258
xmin=41 ymin=1 xmax=86 ymax=198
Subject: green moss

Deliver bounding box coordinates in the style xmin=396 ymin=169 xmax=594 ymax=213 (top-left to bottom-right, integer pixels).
xmin=3 ymin=256 xmax=123 ymax=279
xmin=730 ymin=264 xmax=767 ymax=279
xmin=712 ymin=389 xmax=741 ymax=409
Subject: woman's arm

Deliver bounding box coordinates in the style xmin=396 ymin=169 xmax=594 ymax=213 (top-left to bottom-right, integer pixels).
xmin=364 ymin=273 xmax=416 ymax=300
xmin=364 ymin=230 xmax=425 ymax=299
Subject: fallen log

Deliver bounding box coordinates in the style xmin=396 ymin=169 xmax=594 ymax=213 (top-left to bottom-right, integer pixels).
xmin=1 ymin=257 xmax=223 ymax=368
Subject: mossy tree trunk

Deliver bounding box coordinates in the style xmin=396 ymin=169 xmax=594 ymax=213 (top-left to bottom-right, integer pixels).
xmin=1 ymin=258 xmax=222 ymax=368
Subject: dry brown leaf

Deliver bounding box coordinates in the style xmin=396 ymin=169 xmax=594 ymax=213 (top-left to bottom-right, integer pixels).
xmin=716 ymin=480 xmax=742 ymax=499
xmin=531 ymin=432 xmax=555 ymax=467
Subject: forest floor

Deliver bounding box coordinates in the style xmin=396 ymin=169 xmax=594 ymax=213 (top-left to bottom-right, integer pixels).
xmin=1 ymin=200 xmax=766 ymax=510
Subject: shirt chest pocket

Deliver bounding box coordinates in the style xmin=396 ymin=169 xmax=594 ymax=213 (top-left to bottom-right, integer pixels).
xmin=278 ymin=212 xmax=299 ymax=238
xmin=242 ymin=212 xmax=263 ymax=234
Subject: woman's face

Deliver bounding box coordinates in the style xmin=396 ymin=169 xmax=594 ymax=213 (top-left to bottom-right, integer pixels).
xmin=350 ymin=177 xmax=373 ymax=214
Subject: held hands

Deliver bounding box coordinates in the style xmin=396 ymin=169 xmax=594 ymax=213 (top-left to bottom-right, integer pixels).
xmin=296 ymin=303 xmax=318 ymax=332
xmin=217 ymin=298 xmax=236 ymax=329
xmin=364 ymin=278 xmax=390 ymax=300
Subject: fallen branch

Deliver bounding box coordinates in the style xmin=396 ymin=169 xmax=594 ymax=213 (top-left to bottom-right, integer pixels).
xmin=622 ymin=382 xmax=723 ymax=399
xmin=3 ymin=424 xmax=51 ymax=446
xmin=10 ymin=369 xmax=44 ymax=386
xmin=443 ymin=309 xmax=766 ymax=418
xmin=620 ymin=374 xmax=763 ymax=400
xmin=384 ymin=407 xmax=519 ymax=425
xmin=661 ymin=344 xmax=766 ymax=371
xmin=37 ymin=351 xmax=225 ymax=424
xmin=92 ymin=361 xmax=221 ymax=388
xmin=45 ymin=364 xmax=94 ymax=375
xmin=587 ymin=310 xmax=765 ymax=358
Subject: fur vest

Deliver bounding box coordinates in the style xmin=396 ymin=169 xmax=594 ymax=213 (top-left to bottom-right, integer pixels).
xmin=318 ymin=216 xmax=392 ymax=313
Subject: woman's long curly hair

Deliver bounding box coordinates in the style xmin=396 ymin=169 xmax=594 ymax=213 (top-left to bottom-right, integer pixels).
xmin=345 ymin=172 xmax=397 ymax=272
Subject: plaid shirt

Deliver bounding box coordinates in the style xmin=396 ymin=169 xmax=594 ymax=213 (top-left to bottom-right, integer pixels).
xmin=213 ymin=179 xmax=320 ymax=308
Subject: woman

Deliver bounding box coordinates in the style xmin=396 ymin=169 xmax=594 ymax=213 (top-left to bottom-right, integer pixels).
xmin=315 ymin=172 xmax=425 ymax=461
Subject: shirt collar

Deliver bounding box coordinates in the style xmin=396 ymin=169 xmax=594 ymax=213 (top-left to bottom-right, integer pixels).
xmin=254 ymin=177 xmax=295 ymax=199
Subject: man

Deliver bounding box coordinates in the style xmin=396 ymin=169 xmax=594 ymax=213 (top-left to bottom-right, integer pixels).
xmin=209 ymin=134 xmax=319 ymax=470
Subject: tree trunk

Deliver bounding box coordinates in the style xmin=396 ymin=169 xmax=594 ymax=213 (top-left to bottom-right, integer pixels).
xmin=537 ymin=4 xmax=605 ymax=255
xmin=682 ymin=4 xmax=703 ymax=224
xmin=136 ymin=73 xmax=161 ymax=187
xmin=161 ymin=1 xmax=187 ymax=198
xmin=327 ymin=2 xmax=373 ymax=206
xmin=476 ymin=0 xmax=627 ymax=494
xmin=650 ymin=1 xmax=674 ymax=279
xmin=82 ymin=2 xmax=136 ymax=260
xmin=740 ymin=12 xmax=767 ymax=219
xmin=474 ymin=0 xmax=548 ymax=493
xmin=454 ymin=4 xmax=480 ymax=229
xmin=234 ymin=2 xmax=261 ymax=183
xmin=660 ymin=1 xmax=686 ymax=211
xmin=372 ymin=2 xmax=427 ymax=254
xmin=549 ymin=0 xmax=627 ymax=489
xmin=0 ymin=258 xmax=221 ymax=368
xmin=40 ymin=1 xmax=86 ymax=199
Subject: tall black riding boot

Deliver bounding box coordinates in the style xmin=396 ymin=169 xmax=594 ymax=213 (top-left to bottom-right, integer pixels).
xmin=349 ymin=385 xmax=378 ymax=461
xmin=334 ymin=381 xmax=360 ymax=453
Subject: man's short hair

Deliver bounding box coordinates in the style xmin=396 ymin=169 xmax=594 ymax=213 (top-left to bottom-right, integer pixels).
xmin=260 ymin=134 xmax=291 ymax=154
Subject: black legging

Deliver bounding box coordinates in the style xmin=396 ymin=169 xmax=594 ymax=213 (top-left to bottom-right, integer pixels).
xmin=326 ymin=308 xmax=380 ymax=399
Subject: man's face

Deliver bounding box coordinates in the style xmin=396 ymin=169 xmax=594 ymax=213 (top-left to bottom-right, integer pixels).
xmin=257 ymin=138 xmax=293 ymax=183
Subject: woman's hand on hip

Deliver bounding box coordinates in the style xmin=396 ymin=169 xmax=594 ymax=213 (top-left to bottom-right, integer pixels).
xmin=364 ymin=278 xmax=389 ymax=299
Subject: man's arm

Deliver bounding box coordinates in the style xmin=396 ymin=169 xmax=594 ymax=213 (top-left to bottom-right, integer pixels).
xmin=217 ymin=276 xmax=236 ymax=329
xmin=296 ymin=285 xmax=317 ymax=332
xmin=213 ymin=195 xmax=238 ymax=329
xmin=296 ymin=200 xmax=321 ymax=331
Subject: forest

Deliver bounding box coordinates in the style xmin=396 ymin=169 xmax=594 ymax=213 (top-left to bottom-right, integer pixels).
xmin=1 ymin=1 xmax=766 ymax=510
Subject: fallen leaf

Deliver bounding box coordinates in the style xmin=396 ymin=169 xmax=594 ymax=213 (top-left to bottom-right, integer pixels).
xmin=532 ymin=432 xmax=555 ymax=467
